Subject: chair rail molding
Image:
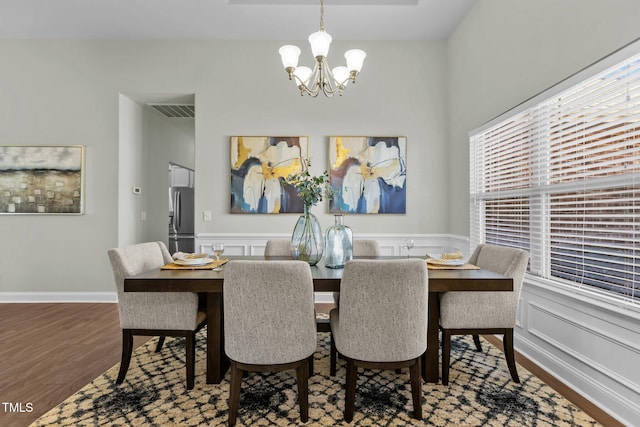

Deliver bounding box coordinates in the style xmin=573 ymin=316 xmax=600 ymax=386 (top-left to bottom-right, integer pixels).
xmin=196 ymin=232 xmax=470 ymax=258
xmin=196 ymin=233 xmax=469 ymax=303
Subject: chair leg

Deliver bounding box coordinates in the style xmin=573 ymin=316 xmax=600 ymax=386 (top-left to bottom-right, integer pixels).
xmin=472 ymin=334 xmax=483 ymax=352
xmin=344 ymin=359 xmax=357 ymax=423
xmin=228 ymin=361 xmax=243 ymax=427
xmin=503 ymin=329 xmax=520 ymax=383
xmin=441 ymin=329 xmax=451 ymax=386
xmin=116 ymin=330 xmax=133 ymax=384
xmin=186 ymin=332 xmax=196 ymax=390
xmin=308 ymin=353 xmax=314 ymax=377
xmin=296 ymin=360 xmax=310 ymax=423
xmin=409 ymin=358 xmax=423 ymax=420
xmin=155 ymin=336 xmax=166 ymax=353
xmin=330 ymin=333 xmax=337 ymax=377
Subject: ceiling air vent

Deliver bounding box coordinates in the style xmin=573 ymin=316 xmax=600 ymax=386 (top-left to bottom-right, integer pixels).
xmin=147 ymin=104 xmax=195 ymax=118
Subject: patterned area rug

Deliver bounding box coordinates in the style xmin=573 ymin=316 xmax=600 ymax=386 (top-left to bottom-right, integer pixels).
xmin=32 ymin=331 xmax=599 ymax=426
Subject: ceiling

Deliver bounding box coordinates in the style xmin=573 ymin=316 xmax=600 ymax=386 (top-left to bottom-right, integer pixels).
xmin=0 ymin=0 xmax=475 ymax=41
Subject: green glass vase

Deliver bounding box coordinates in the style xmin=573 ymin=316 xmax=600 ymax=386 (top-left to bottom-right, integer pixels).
xmin=291 ymin=206 xmax=324 ymax=266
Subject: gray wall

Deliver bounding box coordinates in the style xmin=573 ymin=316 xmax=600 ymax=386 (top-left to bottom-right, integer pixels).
xmin=447 ymin=2 xmax=640 ymax=424
xmin=447 ymin=0 xmax=640 ymax=235
xmin=0 ymin=40 xmax=448 ymax=293
xmin=0 ymin=1 xmax=637 ymax=289
xmin=195 ymin=40 xmax=449 ymax=236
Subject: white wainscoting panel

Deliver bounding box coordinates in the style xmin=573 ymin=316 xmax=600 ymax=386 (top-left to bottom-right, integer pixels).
xmin=517 ymin=278 xmax=640 ymax=426
xmin=196 ymin=233 xmax=470 ymax=259
xmin=197 ymin=232 xmax=470 ymax=305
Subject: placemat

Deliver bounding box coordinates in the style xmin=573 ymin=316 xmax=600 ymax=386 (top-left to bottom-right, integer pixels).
xmin=161 ymin=259 xmax=229 ymax=270
xmin=427 ymin=262 xmax=480 ymax=270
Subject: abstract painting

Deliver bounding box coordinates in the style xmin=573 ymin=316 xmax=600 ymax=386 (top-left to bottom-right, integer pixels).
xmin=0 ymin=145 xmax=85 ymax=214
xmin=230 ymin=136 xmax=308 ymax=213
xmin=329 ymin=136 xmax=406 ymax=214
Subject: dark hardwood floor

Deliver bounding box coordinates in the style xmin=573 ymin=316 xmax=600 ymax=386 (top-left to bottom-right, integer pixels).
xmin=0 ymin=304 xmax=148 ymax=427
xmin=0 ymin=303 xmax=621 ymax=427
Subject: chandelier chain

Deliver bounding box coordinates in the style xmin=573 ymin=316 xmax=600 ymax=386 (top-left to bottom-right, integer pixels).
xmin=319 ymin=0 xmax=324 ymax=31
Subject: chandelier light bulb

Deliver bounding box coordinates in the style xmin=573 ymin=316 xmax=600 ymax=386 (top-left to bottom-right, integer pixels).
xmin=345 ymin=49 xmax=366 ymax=73
xmin=294 ymin=66 xmax=313 ymax=87
xmin=308 ymin=30 xmax=332 ymax=58
xmin=279 ymin=45 xmax=301 ymax=69
xmin=332 ymin=66 xmax=349 ymax=87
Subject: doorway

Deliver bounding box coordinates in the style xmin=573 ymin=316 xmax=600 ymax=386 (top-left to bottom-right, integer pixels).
xmin=117 ymin=93 xmax=195 ymax=248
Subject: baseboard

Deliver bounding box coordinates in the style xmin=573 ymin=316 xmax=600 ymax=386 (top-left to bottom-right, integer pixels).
xmin=0 ymin=291 xmax=333 ymax=305
xmin=0 ymin=292 xmax=118 ymax=303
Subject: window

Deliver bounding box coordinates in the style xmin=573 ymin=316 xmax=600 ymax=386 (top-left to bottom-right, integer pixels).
xmin=470 ymin=42 xmax=640 ymax=305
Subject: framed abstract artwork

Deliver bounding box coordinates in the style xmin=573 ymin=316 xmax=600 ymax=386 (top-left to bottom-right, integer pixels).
xmin=0 ymin=145 xmax=85 ymax=214
xmin=329 ymin=136 xmax=407 ymax=214
xmin=230 ymin=136 xmax=308 ymax=214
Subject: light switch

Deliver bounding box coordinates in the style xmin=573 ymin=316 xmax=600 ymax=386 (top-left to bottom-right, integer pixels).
xmin=203 ymin=210 xmax=212 ymax=222
xmin=140 ymin=211 xmax=147 ymax=221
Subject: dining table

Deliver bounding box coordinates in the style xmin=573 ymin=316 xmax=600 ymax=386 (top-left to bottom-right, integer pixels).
xmin=124 ymin=255 xmax=513 ymax=384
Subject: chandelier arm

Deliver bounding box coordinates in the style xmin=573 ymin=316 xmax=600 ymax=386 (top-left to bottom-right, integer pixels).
xmin=304 ymin=60 xmax=322 ymax=97
xmin=319 ymin=57 xmax=343 ymax=96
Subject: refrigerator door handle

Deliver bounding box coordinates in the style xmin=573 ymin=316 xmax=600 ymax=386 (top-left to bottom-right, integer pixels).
xmin=175 ymin=191 xmax=181 ymax=230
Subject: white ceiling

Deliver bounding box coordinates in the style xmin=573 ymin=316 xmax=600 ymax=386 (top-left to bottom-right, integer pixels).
xmin=0 ymin=0 xmax=475 ymax=41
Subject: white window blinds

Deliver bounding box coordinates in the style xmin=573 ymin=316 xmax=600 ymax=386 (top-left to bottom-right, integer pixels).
xmin=470 ymin=47 xmax=640 ymax=304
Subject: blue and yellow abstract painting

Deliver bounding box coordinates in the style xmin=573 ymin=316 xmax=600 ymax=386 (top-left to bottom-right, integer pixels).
xmin=329 ymin=136 xmax=406 ymax=214
xmin=230 ymin=136 xmax=308 ymax=214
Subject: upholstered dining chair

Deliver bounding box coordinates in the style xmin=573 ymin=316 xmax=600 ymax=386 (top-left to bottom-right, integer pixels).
xmin=329 ymin=259 xmax=428 ymax=422
xmin=265 ymin=239 xmax=329 ymax=335
xmin=352 ymin=239 xmax=381 ymax=257
xmin=264 ymin=239 xmax=291 ymax=257
xmin=439 ymin=243 xmax=529 ymax=385
xmin=331 ymin=239 xmax=381 ymax=308
xmin=223 ymin=260 xmax=317 ymax=426
xmin=108 ymin=241 xmax=206 ymax=390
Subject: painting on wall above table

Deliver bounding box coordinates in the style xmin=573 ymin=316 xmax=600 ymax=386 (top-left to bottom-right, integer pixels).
xmin=0 ymin=145 xmax=85 ymax=214
xmin=230 ymin=136 xmax=308 ymax=214
xmin=329 ymin=136 xmax=407 ymax=214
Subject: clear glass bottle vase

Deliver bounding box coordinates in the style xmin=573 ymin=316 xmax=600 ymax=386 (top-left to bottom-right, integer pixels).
xmin=324 ymin=214 xmax=353 ymax=269
xmin=290 ymin=206 xmax=324 ymax=266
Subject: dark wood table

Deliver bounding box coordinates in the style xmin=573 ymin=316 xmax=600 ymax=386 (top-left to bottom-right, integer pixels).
xmin=124 ymin=256 xmax=512 ymax=384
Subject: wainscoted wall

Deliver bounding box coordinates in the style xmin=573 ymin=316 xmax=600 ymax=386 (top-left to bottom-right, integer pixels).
xmin=517 ymin=280 xmax=640 ymax=425
xmin=196 ymin=233 xmax=470 ymax=258
xmin=193 ymin=232 xmax=639 ymax=424
xmin=3 ymin=231 xmax=638 ymax=423
xmin=196 ymin=232 xmax=470 ymax=303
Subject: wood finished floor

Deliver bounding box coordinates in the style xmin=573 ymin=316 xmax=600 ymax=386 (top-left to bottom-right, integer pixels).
xmin=0 ymin=303 xmax=621 ymax=427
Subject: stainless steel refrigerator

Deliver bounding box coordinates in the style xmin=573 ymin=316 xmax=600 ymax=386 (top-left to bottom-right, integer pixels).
xmin=168 ymin=187 xmax=195 ymax=253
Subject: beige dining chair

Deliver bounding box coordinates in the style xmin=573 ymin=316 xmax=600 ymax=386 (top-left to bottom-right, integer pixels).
xmin=223 ymin=260 xmax=317 ymax=426
xmin=331 ymin=239 xmax=381 ymax=308
xmin=439 ymin=243 xmax=529 ymax=385
xmin=352 ymin=239 xmax=381 ymax=257
xmin=107 ymin=241 xmax=206 ymax=390
xmin=264 ymin=239 xmax=325 ymax=335
xmin=264 ymin=239 xmax=291 ymax=257
xmin=329 ymin=259 xmax=428 ymax=422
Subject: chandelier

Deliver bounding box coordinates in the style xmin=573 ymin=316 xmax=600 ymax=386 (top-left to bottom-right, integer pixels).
xmin=278 ymin=0 xmax=366 ymax=97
